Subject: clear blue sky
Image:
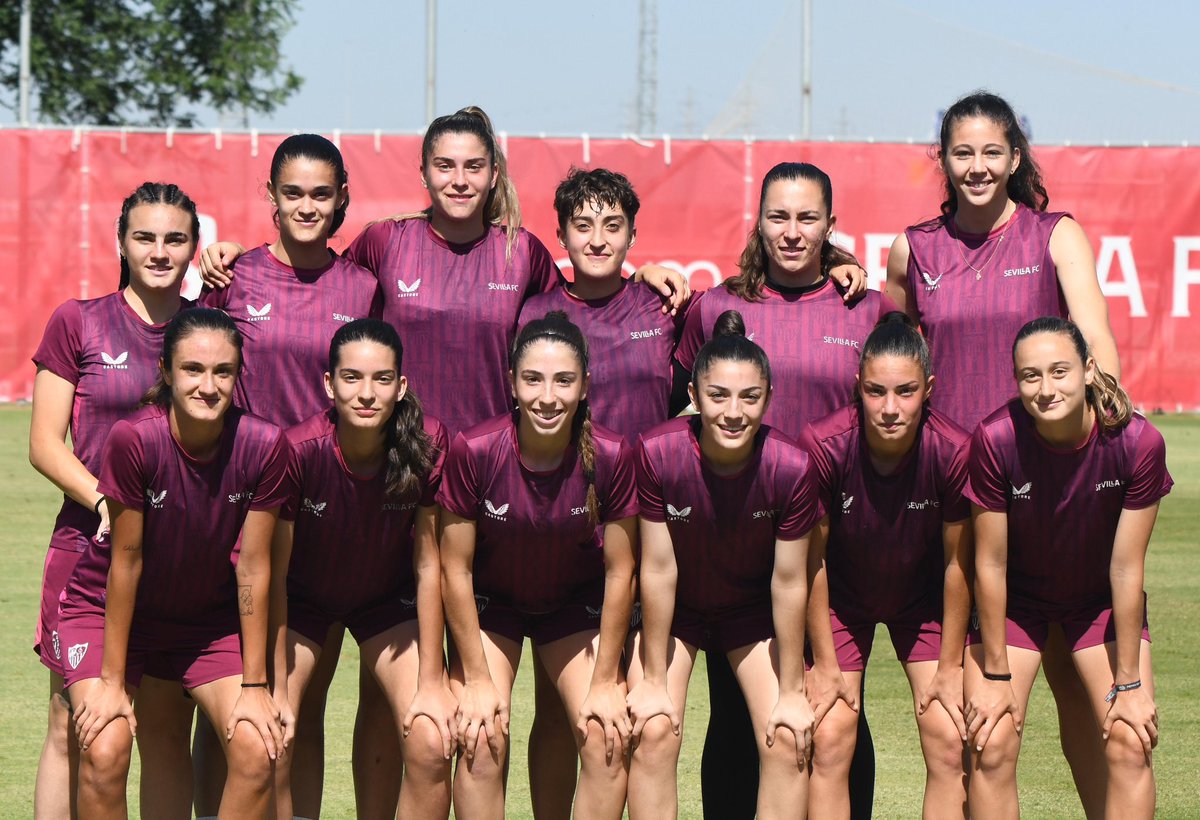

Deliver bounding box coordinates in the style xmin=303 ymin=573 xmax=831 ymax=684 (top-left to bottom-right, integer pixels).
xmin=228 ymin=0 xmax=1200 ymax=145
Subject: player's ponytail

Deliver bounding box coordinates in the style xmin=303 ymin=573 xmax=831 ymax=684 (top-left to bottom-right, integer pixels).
xmin=856 ymin=312 xmax=932 ymax=403
xmin=512 ymin=310 xmax=598 ymax=526
xmin=329 ymin=319 xmax=435 ymax=500
xmin=394 ymin=106 xmax=523 ymax=261
xmin=1012 ymin=317 xmax=1133 ymax=431
xmin=117 ymin=182 xmax=200 ymax=289
xmin=691 ymin=310 xmax=773 ymax=392
xmin=140 ymin=308 xmax=242 ymax=407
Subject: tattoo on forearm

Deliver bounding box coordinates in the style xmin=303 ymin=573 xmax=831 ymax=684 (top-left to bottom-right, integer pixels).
xmin=238 ymin=585 xmax=253 ymax=615
xmin=121 ymin=543 xmax=142 ymax=552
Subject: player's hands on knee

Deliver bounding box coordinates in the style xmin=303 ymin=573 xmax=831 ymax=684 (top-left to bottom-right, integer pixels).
xmin=198 ymin=242 xmax=246 ymax=288
xmin=1102 ymin=684 xmax=1158 ymax=757
xmin=226 ymin=683 xmax=284 ymax=761
xmin=626 ymin=678 xmax=680 ymax=746
xmin=965 ymin=678 xmax=1022 ymax=752
xmin=766 ymin=690 xmax=817 ymax=768
xmin=635 ymin=264 xmax=691 ymax=316
xmin=74 ymin=678 xmax=136 ymax=752
xmin=404 ymin=678 xmax=459 ymax=760
xmin=577 ymin=680 xmax=633 ymax=763
xmin=918 ymin=662 xmax=967 ymax=742
xmin=271 ymin=684 xmax=295 ymax=756
xmin=806 ymin=661 xmax=858 ymax=727
xmin=455 ymin=678 xmax=508 ymax=763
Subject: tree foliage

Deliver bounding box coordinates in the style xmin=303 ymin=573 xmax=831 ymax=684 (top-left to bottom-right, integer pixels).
xmin=0 ymin=0 xmax=303 ymax=126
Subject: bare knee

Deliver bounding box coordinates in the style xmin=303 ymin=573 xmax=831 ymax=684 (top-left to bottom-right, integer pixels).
xmin=920 ymin=717 xmax=966 ymax=777
xmin=577 ymin=723 xmax=627 ymax=781
xmin=226 ymin=723 xmax=274 ymax=789
xmin=812 ymin=713 xmax=856 ymax=775
xmin=632 ymin=716 xmax=682 ymax=770
xmin=402 ymin=717 xmax=452 ymax=779
xmin=1104 ymin=723 xmax=1152 ymax=776
xmin=972 ymin=726 xmax=1020 ymax=778
xmin=79 ymin=725 xmax=133 ymax=795
xmin=456 ymin=735 xmax=507 ymax=784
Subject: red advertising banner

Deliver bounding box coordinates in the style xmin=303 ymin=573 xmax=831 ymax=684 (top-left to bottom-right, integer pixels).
xmin=1 ymin=129 xmax=1196 ymax=409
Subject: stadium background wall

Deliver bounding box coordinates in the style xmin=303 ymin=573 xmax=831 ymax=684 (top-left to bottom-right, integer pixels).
xmin=1 ymin=128 xmax=1196 ymax=408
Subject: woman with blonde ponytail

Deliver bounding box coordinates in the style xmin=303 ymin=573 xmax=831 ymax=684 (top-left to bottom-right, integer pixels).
xmin=963 ymin=316 xmax=1169 ymax=820
xmin=437 ymin=311 xmax=638 ymax=820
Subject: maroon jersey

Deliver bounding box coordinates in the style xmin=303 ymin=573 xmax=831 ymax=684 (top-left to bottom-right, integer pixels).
xmin=436 ymin=413 xmax=638 ymax=613
xmin=519 ymin=281 xmax=684 ymax=441
xmin=904 ymin=205 xmax=1069 ymax=431
xmin=32 ymin=293 xmax=193 ymax=553
xmin=200 ymin=245 xmax=380 ymax=428
xmin=346 ymin=220 xmax=560 ymax=435
xmin=801 ymin=405 xmax=971 ymax=623
xmin=674 ymin=280 xmax=897 ymax=438
xmin=282 ymin=411 xmax=448 ymax=613
xmin=62 ymin=404 xmax=291 ymax=628
xmin=965 ymin=402 xmax=1172 ymax=611
xmin=638 ymin=417 xmax=820 ymax=614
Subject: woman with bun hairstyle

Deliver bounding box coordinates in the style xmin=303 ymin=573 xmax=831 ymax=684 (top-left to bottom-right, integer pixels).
xmin=674 ymin=161 xmax=893 ymax=818
xmin=802 ymin=312 xmax=971 ymax=819
xmin=29 ymin=182 xmax=201 ymax=819
xmin=57 ymin=308 xmax=291 ymax=820
xmin=628 ymin=310 xmax=821 ymax=820
xmin=272 ymin=318 xmax=454 ymax=819
xmin=963 ymin=317 xmax=1168 ymax=820
xmin=194 ymin=133 xmax=384 ymax=819
xmin=886 ymin=91 xmax=1122 ymax=814
xmin=437 ymin=311 xmax=639 ymax=820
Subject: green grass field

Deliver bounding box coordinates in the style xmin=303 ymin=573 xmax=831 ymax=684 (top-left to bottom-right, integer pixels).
xmin=1 ymin=405 xmax=1197 ymax=818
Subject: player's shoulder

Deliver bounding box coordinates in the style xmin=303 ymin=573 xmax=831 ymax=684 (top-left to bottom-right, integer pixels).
xmin=975 ymin=400 xmax=1023 ymax=446
xmin=761 ymin=423 xmax=808 ymax=463
xmin=922 ymin=407 xmax=971 ymax=450
xmin=519 ymin=284 xmax=567 ymax=318
xmin=639 ymin=416 xmax=693 ymax=448
xmin=458 ymin=413 xmax=515 ymax=446
xmin=422 ymin=413 xmax=449 ymax=448
xmin=1102 ymin=411 xmax=1162 ymax=452
xmin=228 ymin=407 xmax=286 ymax=448
xmin=589 ymin=421 xmax=630 ymax=454
xmin=286 ymin=410 xmax=336 ymax=449
xmin=807 ymin=404 xmax=860 ymax=444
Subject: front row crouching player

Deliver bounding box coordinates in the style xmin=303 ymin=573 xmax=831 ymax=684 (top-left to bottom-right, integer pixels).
xmin=57 ymin=309 xmax=290 ymax=819
xmin=627 ymin=310 xmax=821 ymax=820
xmin=803 ymin=313 xmax=971 ymax=819
xmin=437 ymin=312 xmax=639 ymax=820
xmin=272 ymin=319 xmax=455 ymax=819
xmin=965 ymin=317 xmax=1171 ymax=820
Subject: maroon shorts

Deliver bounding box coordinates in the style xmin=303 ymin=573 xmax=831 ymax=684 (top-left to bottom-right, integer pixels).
xmin=35 ymin=547 xmax=82 ymax=676
xmin=58 ymin=611 xmax=243 ymax=690
xmin=821 ymin=607 xmax=944 ymax=672
xmin=476 ymin=586 xmax=605 ymax=647
xmin=288 ymin=593 xmax=418 ymax=646
xmin=966 ymin=597 xmax=1151 ymax=652
xmin=668 ymin=600 xmax=774 ymax=653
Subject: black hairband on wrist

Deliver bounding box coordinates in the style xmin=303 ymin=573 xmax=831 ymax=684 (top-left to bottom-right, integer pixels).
xmin=240 ymin=682 xmax=270 ymax=688
xmin=982 ymin=670 xmax=1012 ymax=682
xmin=94 ymin=496 xmax=105 ymax=516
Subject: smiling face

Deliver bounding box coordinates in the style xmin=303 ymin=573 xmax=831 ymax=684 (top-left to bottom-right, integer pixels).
xmin=269 ymin=156 xmax=347 ymax=247
xmin=1014 ymin=330 xmax=1095 ymax=431
xmin=943 ymin=115 xmax=1021 ymax=215
xmin=510 ymin=339 xmax=588 ymax=448
xmin=120 ymin=203 xmax=196 ymax=293
xmin=325 ymin=339 xmax=406 ymax=438
xmin=422 ymin=131 xmax=498 ymax=227
xmin=164 ymin=328 xmax=240 ymax=428
xmin=558 ymin=198 xmax=634 ymax=291
xmin=758 ymin=177 xmax=834 ymax=286
xmin=858 ymin=354 xmax=932 ymax=455
xmin=689 ymin=358 xmax=771 ymax=469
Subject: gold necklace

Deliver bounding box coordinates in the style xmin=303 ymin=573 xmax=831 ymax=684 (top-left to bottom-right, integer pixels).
xmin=950 ymin=210 xmax=1017 ymax=280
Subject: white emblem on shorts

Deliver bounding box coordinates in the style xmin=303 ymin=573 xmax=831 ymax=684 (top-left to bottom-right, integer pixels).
xmin=666 ymin=503 xmax=691 ymax=521
xmin=52 ymin=631 xmax=61 ymax=660
xmin=921 ymin=270 xmax=944 ymax=291
xmin=302 ymin=498 xmax=327 ymax=517
xmin=101 ymin=351 xmax=129 ymax=369
xmin=146 ymin=488 xmax=167 ymax=509
xmin=842 ymin=494 xmax=854 ymax=512
xmin=247 ymin=303 xmax=273 ymax=320
xmin=629 ymin=603 xmax=643 ymax=629
xmin=484 ymin=499 xmax=509 ymax=520
xmin=474 ymin=595 xmax=489 ymax=614
xmin=399 ymin=596 xmax=417 ymax=607
xmin=586 ymin=605 xmax=602 ymax=618
xmin=67 ymin=642 xmax=89 ymax=670
xmin=1011 ymin=482 xmax=1032 ymax=500
xmin=397 ymin=278 xmax=422 ymax=297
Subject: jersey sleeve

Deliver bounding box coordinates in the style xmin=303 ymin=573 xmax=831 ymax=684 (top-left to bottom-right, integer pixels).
xmin=776 ymin=451 xmax=822 ymax=539
xmin=940 ymin=440 xmax=972 ymax=522
xmin=435 ymin=432 xmax=481 ymax=521
xmin=32 ymin=300 xmax=85 ymax=385
xmin=600 ymin=438 xmax=640 ymax=522
xmin=1123 ymin=423 xmax=1174 ymax=509
xmin=278 ymin=439 xmax=305 ymax=522
xmin=525 ymin=231 xmax=564 ymax=295
xmin=419 ymin=419 xmax=451 ymax=508
xmin=250 ymin=431 xmax=293 ymax=510
xmin=963 ymin=424 xmax=1009 ymax=512
xmin=199 ymin=281 xmax=230 ymax=310
xmin=97 ymin=420 xmax=147 ymax=508
xmin=636 ymin=437 xmax=668 ymax=522
xmin=344 ymin=220 xmax=395 ymax=279
xmin=797 ymin=425 xmax=835 ymax=518
xmin=673 ymin=292 xmax=707 ymax=372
